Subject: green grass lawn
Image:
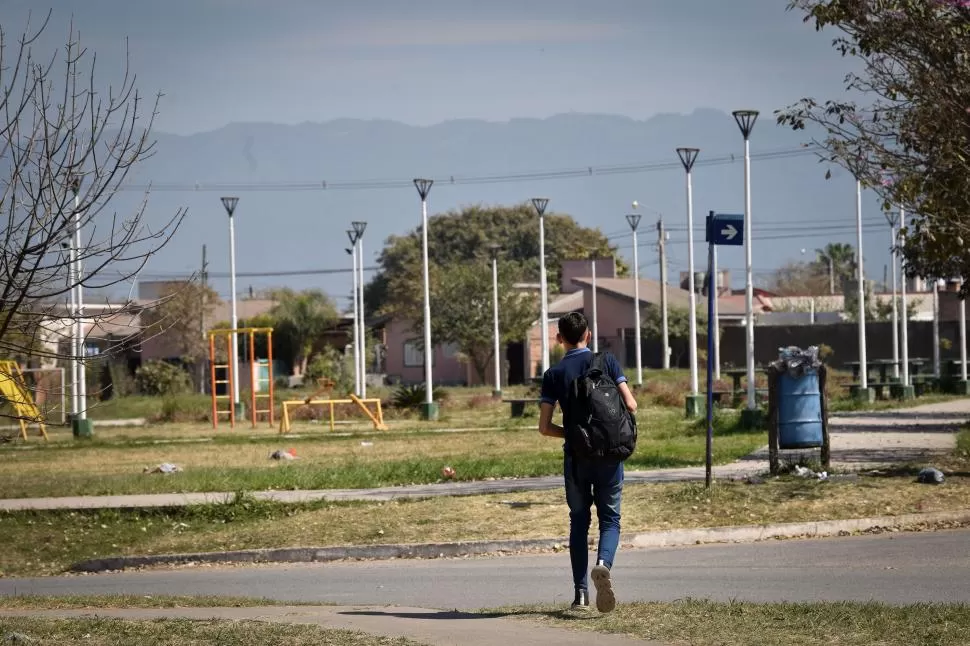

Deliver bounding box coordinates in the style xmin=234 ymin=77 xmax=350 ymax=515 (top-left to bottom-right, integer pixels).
xmin=0 ymin=407 xmax=765 ymax=499
xmin=2 ymin=465 xmax=968 ymax=577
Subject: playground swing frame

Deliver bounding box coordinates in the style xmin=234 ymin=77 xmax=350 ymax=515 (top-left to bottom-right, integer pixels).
xmin=208 ymin=327 xmax=275 ymax=429
xmin=278 ymin=377 xmax=388 ymax=432
xmin=0 ymin=360 xmax=49 ymax=441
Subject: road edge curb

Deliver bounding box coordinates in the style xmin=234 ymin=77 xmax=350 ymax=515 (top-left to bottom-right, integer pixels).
xmin=69 ymin=508 xmax=970 ymax=573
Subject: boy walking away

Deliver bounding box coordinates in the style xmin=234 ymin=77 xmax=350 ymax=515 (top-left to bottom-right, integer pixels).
xmin=538 ymin=311 xmax=638 ymax=613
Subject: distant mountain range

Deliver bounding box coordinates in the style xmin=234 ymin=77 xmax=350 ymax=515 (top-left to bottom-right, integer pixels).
xmin=107 ymin=108 xmax=888 ymax=311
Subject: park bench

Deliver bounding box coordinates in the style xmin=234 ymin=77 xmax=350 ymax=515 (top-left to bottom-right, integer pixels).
xmin=841 ymin=382 xmax=895 ymax=399
xmin=502 ymin=398 xmax=541 ymax=418
xmin=730 ymin=388 xmax=770 ymax=408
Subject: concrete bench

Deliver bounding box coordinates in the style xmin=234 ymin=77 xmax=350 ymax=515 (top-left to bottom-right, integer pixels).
xmin=501 ymin=398 xmax=540 ymax=418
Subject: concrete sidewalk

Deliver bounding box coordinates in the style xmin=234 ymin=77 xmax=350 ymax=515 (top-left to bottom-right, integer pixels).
xmin=0 ymin=400 xmax=963 ymax=513
xmin=0 ymin=605 xmax=663 ymax=645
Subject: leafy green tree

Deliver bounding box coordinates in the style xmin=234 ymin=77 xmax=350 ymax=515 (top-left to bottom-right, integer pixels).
xmin=813 ymin=243 xmax=856 ymax=294
xmin=767 ymin=261 xmax=831 ymax=296
xmin=145 ymin=281 xmax=220 ymax=366
xmin=777 ymin=0 xmax=970 ymax=289
xmin=265 ymin=289 xmax=338 ymax=376
xmin=426 ymin=260 xmax=538 ymax=383
xmin=364 ymin=203 xmax=625 ymax=318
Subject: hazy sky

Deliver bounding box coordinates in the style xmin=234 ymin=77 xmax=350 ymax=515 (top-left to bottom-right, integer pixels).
xmin=6 ymin=0 xmax=851 ymax=134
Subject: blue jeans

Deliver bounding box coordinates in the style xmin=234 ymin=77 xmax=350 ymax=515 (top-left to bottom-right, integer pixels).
xmin=563 ymin=453 xmax=623 ymax=591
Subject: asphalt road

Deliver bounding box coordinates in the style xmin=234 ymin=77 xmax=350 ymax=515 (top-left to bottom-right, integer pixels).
xmin=3 ymin=530 xmax=968 ymax=609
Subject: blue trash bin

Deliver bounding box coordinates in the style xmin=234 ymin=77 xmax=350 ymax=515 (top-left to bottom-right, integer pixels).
xmin=777 ymin=369 xmax=823 ymax=449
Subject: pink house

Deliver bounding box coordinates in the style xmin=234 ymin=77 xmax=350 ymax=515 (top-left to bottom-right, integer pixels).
xmin=381 ymin=258 xmax=735 ymax=386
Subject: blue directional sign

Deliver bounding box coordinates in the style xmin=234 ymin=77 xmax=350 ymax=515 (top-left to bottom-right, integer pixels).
xmin=709 ymin=213 xmax=744 ymax=246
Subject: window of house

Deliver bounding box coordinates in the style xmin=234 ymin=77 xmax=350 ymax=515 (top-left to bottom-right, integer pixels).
xmin=404 ymin=339 xmax=424 ymax=367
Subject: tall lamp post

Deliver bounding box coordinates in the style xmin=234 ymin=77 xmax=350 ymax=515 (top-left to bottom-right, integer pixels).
xmin=489 ymin=244 xmax=503 ymax=398
xmin=677 ymin=147 xmax=702 ymax=415
xmin=69 ymin=174 xmax=93 ymax=437
xmin=62 ymin=240 xmax=77 ymax=421
xmin=221 ymin=196 xmax=242 ymax=417
xmin=626 ymin=213 xmax=643 ymax=386
xmin=532 ymin=198 xmax=551 ymax=375
xmin=854 ymin=179 xmax=873 ymax=401
xmin=352 ymin=221 xmax=367 ymax=399
xmin=413 ymin=179 xmax=437 ymax=420
xmin=884 ymin=209 xmax=901 ymax=380
xmin=732 ymin=110 xmax=759 ymax=423
xmin=960 ymin=277 xmax=968 ymax=391
xmin=591 ymin=258 xmax=599 ymax=353
xmin=346 ymin=230 xmax=361 ymax=396
xmin=899 ymin=207 xmax=912 ymax=398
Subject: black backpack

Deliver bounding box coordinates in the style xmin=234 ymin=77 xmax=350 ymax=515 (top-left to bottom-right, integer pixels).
xmin=563 ymin=353 xmax=637 ymax=461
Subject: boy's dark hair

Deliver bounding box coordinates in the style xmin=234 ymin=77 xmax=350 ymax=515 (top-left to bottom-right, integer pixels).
xmin=558 ymin=311 xmax=589 ymax=345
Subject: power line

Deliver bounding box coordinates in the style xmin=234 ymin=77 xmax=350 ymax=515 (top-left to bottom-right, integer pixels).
xmin=93 ymin=265 xmax=381 ymax=280
xmin=118 ymin=145 xmax=818 ymax=193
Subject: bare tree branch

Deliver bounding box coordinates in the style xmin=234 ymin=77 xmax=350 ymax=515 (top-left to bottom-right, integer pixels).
xmin=0 ymin=13 xmax=185 ymax=422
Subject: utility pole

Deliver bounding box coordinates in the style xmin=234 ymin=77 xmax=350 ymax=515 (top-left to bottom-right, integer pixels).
xmin=658 ymin=218 xmax=670 ymax=370
xmin=828 ymin=257 xmax=835 ymax=295
xmin=200 ymin=244 xmax=208 ymax=395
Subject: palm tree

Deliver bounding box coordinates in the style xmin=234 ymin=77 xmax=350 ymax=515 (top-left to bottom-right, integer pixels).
xmin=814 ymin=243 xmax=856 ymax=294
xmin=268 ymin=288 xmax=338 ymax=376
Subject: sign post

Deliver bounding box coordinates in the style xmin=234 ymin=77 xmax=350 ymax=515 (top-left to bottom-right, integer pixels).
xmin=705 ymin=211 xmax=744 ymax=488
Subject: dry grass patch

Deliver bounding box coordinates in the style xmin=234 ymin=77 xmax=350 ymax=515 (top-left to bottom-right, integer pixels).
xmin=0 ymin=595 xmax=288 ymax=610
xmin=0 ymin=616 xmax=424 ymax=645
xmin=0 ymin=408 xmax=761 ymax=498
xmin=2 ymin=471 xmax=968 ymax=576
xmin=498 ymin=599 xmax=970 ymax=646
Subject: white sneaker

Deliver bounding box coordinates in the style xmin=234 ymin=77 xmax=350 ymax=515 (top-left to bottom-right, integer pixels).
xmin=590 ymin=564 xmax=616 ymax=613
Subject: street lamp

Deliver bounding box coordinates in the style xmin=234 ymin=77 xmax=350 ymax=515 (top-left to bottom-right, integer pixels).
xmin=413 ymin=179 xmax=437 ymax=420
xmin=591 ymin=257 xmax=599 ymax=354
xmin=899 ymin=207 xmax=911 ymax=393
xmin=68 ymin=173 xmax=93 ymax=436
xmin=352 ymin=220 xmax=367 ymax=399
xmin=346 ymin=230 xmax=361 ymax=396
xmin=854 ymin=179 xmax=871 ymax=400
xmin=221 ymin=196 xmax=242 ymax=417
xmin=625 ymin=212 xmax=643 ymax=386
xmin=489 ymin=243 xmax=502 ymax=398
xmin=532 ymin=198 xmax=551 ymax=375
xmin=732 ymin=109 xmax=759 ymax=418
xmin=65 ymin=181 xmax=79 ymax=425
xmin=676 ymin=147 xmax=701 ymax=404
xmin=884 ymin=209 xmax=901 ymax=380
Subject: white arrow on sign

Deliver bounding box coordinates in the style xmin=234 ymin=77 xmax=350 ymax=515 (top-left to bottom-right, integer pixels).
xmin=720 ymin=223 xmax=738 ymax=240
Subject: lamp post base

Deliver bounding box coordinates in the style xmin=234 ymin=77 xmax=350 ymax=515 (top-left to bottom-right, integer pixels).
xmin=740 ymin=408 xmax=764 ymax=429
xmin=420 ymin=402 xmax=440 ymax=422
xmin=850 ymin=386 xmax=876 ymax=404
xmin=891 ymin=384 xmax=917 ymax=400
xmin=71 ymin=418 xmax=94 ymax=439
xmin=491 ymin=389 xmax=502 ymax=400
xmin=233 ymin=402 xmax=246 ymax=417
xmin=684 ymin=394 xmax=705 ymax=419
xmin=952 ymin=380 xmax=970 ymax=395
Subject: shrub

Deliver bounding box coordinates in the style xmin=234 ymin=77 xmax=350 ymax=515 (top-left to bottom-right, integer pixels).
xmin=135 ymin=360 xmax=192 ymax=396
xmin=392 ymin=383 xmax=448 ymax=409
xmin=305 ymin=346 xmax=354 ymax=395
xmin=818 ymin=343 xmax=834 ymax=362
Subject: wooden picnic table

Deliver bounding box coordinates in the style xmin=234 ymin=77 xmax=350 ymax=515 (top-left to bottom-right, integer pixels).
xmin=843 ymin=358 xmax=928 ymax=383
xmin=721 ymin=367 xmax=770 ymax=407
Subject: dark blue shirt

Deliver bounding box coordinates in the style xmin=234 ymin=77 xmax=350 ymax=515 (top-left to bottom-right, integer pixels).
xmin=540 ymin=348 xmax=627 ymax=413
